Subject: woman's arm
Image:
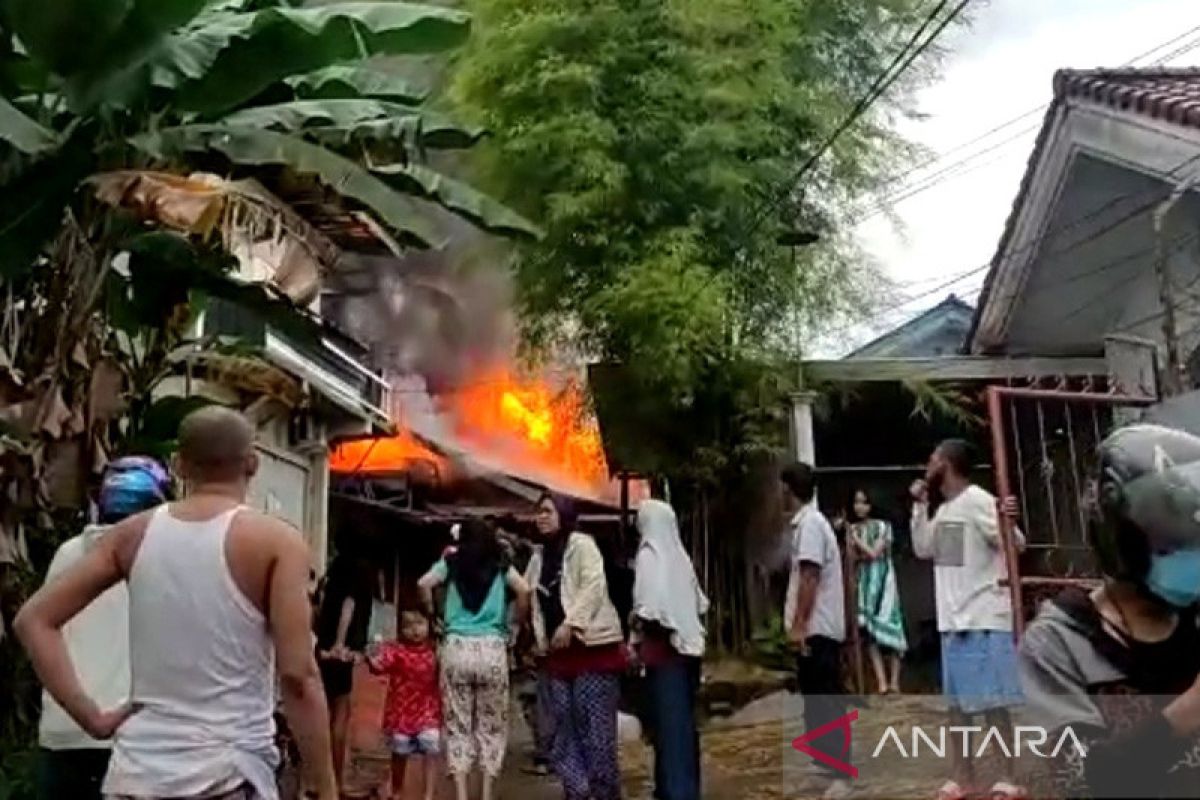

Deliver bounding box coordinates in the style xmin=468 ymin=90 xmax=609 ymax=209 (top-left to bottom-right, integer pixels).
xmin=330 ymin=596 xmax=355 ymax=659
xmin=847 ymin=527 xmax=869 ymax=558
xmin=417 ymin=561 xmax=447 ymax=619
xmin=870 ymin=523 xmax=892 ymax=559
xmin=506 ymin=567 xmax=532 ymax=626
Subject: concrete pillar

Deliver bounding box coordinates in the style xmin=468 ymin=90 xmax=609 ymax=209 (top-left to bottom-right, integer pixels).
xmin=297 ymin=422 xmax=331 ymax=575
xmin=789 ymin=391 xmax=817 ymax=465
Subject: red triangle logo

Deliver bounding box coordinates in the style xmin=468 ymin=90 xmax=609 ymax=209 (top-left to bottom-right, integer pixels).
xmin=790 ymin=709 xmax=858 ymax=778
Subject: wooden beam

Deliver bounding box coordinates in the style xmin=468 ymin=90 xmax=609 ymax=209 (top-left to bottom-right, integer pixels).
xmin=802 ymin=355 xmax=1107 ymax=384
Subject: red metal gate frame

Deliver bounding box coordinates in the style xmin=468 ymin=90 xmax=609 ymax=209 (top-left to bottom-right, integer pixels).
xmin=986 ymin=385 xmax=1157 ymax=639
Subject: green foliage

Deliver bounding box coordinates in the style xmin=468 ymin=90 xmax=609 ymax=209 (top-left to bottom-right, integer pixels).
xmin=287 ymin=64 xmax=430 ymax=104
xmin=750 ymin=614 xmax=794 ymax=673
xmin=0 ymin=0 xmax=533 ymax=763
xmin=453 ymin=0 xmax=943 ymax=474
xmin=216 ymin=98 xmax=484 ymax=148
xmin=901 ymin=378 xmax=985 ymax=429
xmin=0 ymin=726 xmax=37 ymax=800
xmin=66 ymin=1 xmax=471 ymax=113
xmin=0 ymin=98 xmax=57 ymax=155
xmin=0 ymin=1 xmax=532 ymax=266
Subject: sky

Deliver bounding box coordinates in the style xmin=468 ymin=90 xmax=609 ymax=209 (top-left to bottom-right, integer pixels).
xmin=830 ymin=0 xmax=1200 ymax=356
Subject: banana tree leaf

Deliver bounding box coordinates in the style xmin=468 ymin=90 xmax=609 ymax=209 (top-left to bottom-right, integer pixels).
xmin=98 ymin=2 xmax=470 ymax=116
xmin=217 ymin=99 xmax=484 ymax=149
xmin=0 ymin=129 xmax=95 ymax=277
xmin=314 ymin=117 xmax=485 ymax=152
xmin=0 ymin=35 xmax=51 ymax=95
xmin=129 ymin=394 xmax=220 ymax=457
xmin=12 ymin=0 xmax=208 ymax=107
xmin=286 ymin=64 xmax=428 ymax=104
xmin=130 ymin=124 xmax=445 ymax=247
xmin=5 ymin=0 xmax=133 ymax=76
xmin=372 ymin=162 xmax=541 ymax=240
xmin=0 ymin=97 xmax=58 ymax=154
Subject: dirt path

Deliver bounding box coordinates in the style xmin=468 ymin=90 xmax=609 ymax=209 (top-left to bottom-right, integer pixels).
xmin=342 ymin=667 xmax=1041 ymax=800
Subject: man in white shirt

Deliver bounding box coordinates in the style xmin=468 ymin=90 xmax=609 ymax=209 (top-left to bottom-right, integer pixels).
xmin=782 ymin=462 xmax=849 ymax=800
xmin=36 ymin=456 xmax=171 ymax=800
xmin=911 ymin=439 xmax=1025 ymax=800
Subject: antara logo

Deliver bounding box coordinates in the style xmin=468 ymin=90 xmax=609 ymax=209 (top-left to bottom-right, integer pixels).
xmin=871 ymin=725 xmax=1088 ymax=760
xmin=791 ymin=710 xmax=858 ymax=778
xmin=791 ymin=710 xmax=1087 ymax=779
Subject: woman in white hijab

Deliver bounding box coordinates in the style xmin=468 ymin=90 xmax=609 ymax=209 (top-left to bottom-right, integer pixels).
xmin=633 ymin=499 xmax=709 ymax=800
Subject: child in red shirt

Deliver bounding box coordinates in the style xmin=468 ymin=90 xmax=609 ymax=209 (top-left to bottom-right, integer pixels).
xmin=368 ymin=609 xmax=442 ymax=800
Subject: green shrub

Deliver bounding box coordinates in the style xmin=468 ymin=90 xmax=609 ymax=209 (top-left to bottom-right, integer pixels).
xmin=750 ymin=614 xmax=793 ymax=672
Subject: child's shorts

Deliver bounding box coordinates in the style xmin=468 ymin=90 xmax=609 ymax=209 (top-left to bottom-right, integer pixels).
xmin=389 ymin=728 xmax=441 ymax=756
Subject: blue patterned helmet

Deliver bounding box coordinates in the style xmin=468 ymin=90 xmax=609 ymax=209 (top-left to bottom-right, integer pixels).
xmin=98 ymin=456 xmax=173 ymax=523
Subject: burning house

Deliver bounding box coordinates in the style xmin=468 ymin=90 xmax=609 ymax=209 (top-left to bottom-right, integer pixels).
xmin=324 ymin=358 xmax=645 ymax=603
xmin=314 ymin=209 xmax=651 ymax=597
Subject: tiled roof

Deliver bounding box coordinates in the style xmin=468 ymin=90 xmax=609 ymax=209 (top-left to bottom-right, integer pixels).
xmin=1055 ymin=67 xmax=1200 ymax=128
xmin=967 ymin=67 xmax=1200 ymax=351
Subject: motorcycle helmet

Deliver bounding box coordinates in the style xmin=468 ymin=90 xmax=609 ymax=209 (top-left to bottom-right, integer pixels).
xmin=98 ymin=455 xmax=173 ymax=523
xmin=1090 ymin=424 xmax=1200 ymax=584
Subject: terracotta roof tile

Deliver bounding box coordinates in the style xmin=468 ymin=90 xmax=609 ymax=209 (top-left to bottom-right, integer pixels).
xmin=1055 ymin=67 xmax=1200 ymax=128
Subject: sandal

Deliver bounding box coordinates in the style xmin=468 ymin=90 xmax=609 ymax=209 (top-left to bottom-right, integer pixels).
xmin=988 ymin=782 xmax=1029 ymax=800
xmin=934 ymin=781 xmax=967 ymax=800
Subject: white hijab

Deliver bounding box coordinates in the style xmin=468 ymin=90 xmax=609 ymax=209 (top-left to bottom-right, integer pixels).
xmin=633 ymin=499 xmax=710 ymax=657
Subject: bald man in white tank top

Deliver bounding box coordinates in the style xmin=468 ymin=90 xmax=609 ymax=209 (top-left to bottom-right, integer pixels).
xmin=16 ymin=407 xmax=337 ymax=800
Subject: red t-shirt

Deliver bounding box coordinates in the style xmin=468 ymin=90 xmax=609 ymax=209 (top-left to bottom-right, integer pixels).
xmin=374 ymin=641 xmax=441 ymax=735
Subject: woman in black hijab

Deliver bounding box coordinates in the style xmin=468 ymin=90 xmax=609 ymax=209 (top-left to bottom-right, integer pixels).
xmin=528 ymin=492 xmax=627 ymax=800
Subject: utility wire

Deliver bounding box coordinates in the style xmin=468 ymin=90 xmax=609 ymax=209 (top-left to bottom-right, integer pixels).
xmin=860 ymin=23 xmax=1200 ymax=207
xmin=740 ymin=0 xmax=969 ymax=242
xmin=854 ymin=25 xmax=1200 ymax=218
xmin=819 ymin=152 xmax=1200 ymax=345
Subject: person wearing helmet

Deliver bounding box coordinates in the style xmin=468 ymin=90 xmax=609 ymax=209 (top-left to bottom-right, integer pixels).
xmin=1019 ymin=424 xmax=1200 ymax=798
xmin=35 ymin=456 xmax=172 ymax=800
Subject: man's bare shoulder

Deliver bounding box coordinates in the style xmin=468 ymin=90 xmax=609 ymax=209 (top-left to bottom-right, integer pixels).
xmin=108 ymin=508 xmax=158 ymax=576
xmin=230 ymin=508 xmax=307 ymax=554
xmin=226 ymin=509 xmax=309 ymax=613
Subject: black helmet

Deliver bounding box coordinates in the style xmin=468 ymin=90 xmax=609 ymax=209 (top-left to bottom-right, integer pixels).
xmin=1090 ymin=424 xmax=1200 ymax=581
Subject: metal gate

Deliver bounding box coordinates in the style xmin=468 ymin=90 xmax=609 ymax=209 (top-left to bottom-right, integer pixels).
xmin=986 ymin=383 xmax=1156 ymax=638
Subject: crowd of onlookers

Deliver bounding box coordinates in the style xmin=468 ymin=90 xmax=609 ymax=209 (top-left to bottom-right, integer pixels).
xmin=15 ymin=406 xmax=712 ymax=800
xmin=312 ymin=491 xmax=709 ymax=800
xmin=21 ymin=407 xmax=1200 ymax=800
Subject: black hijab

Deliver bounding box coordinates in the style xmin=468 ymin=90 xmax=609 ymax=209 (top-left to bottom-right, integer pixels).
xmin=538 ymin=492 xmax=577 ymax=633
xmin=539 ymin=493 xmax=576 ymax=578
xmin=447 ymin=518 xmax=505 ymax=614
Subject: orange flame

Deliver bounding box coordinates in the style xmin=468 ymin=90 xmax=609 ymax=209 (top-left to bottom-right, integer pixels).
xmin=330 ymin=367 xmax=613 ymax=497
xmin=330 ymin=429 xmax=441 ymax=473
xmin=448 ymin=368 xmax=609 ymax=491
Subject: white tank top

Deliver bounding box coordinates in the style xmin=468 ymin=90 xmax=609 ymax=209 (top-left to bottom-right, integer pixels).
xmin=104 ymin=505 xmax=279 ymax=799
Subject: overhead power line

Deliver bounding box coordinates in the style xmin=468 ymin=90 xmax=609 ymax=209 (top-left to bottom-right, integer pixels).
xmin=854 ymin=23 xmax=1200 ymax=219
xmin=741 ymin=0 xmax=970 ymax=242
xmin=820 ymin=150 xmax=1200 ymax=345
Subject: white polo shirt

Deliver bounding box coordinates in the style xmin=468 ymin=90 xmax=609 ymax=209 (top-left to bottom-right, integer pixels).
xmin=784 ymin=502 xmax=846 ymax=643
